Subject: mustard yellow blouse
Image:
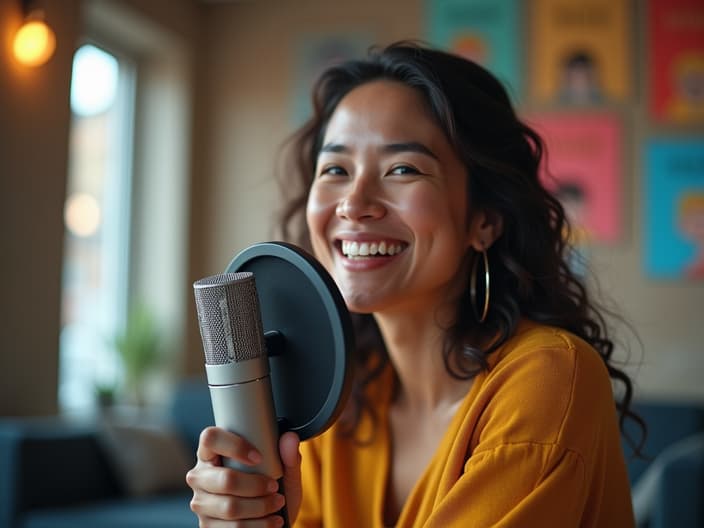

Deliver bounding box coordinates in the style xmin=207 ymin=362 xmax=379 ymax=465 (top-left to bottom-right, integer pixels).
xmin=295 ymin=322 xmax=635 ymax=527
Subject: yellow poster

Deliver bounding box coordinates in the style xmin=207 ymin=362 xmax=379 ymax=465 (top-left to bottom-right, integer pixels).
xmin=530 ymin=0 xmax=631 ymax=103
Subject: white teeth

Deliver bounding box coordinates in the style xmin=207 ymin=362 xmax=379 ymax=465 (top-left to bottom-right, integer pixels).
xmin=339 ymin=240 xmax=404 ymax=257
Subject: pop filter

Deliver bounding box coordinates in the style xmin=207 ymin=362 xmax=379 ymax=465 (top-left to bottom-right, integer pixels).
xmin=226 ymin=242 xmax=354 ymax=440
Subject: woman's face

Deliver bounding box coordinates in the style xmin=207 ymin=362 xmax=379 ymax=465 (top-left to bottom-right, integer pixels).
xmin=306 ymin=80 xmax=475 ymax=315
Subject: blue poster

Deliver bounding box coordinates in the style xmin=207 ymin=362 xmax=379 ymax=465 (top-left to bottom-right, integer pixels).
xmin=426 ymin=0 xmax=522 ymax=100
xmin=644 ymin=140 xmax=704 ymax=279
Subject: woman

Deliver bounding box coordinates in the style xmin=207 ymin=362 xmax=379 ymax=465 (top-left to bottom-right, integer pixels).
xmin=187 ymin=42 xmax=642 ymax=527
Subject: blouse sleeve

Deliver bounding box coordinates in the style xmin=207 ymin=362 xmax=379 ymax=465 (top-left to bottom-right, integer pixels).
xmin=425 ymin=442 xmax=588 ymax=527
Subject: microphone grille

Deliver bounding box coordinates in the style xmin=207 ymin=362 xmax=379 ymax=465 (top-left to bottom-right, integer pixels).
xmin=193 ymin=272 xmax=266 ymax=365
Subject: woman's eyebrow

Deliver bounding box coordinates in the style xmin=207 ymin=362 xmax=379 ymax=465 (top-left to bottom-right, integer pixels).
xmin=319 ymin=142 xmax=439 ymax=160
xmin=319 ymin=143 xmax=348 ymax=154
xmin=382 ymin=142 xmax=439 ymax=160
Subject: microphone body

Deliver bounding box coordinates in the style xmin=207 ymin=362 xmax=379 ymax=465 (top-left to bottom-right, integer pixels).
xmin=205 ymin=358 xmax=282 ymax=478
xmin=193 ymin=272 xmax=283 ymax=479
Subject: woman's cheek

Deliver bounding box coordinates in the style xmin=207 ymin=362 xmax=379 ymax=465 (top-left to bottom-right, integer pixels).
xmin=397 ymin=189 xmax=447 ymax=234
xmin=305 ymin=188 xmax=336 ymax=259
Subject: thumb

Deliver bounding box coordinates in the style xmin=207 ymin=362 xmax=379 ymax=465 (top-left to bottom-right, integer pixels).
xmin=279 ymin=431 xmax=302 ymax=522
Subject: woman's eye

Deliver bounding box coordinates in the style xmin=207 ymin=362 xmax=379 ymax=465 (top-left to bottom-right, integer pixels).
xmin=389 ymin=165 xmax=421 ymax=176
xmin=319 ymin=165 xmax=347 ymax=177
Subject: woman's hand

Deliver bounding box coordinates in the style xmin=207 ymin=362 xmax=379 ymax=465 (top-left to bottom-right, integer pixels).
xmin=186 ymin=426 xmax=302 ymax=527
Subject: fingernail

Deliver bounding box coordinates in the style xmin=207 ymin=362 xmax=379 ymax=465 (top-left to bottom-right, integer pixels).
xmin=248 ymin=450 xmax=262 ymax=464
xmin=267 ymin=479 xmax=279 ymax=493
xmin=274 ymin=493 xmax=286 ymax=508
xmin=274 ymin=516 xmax=284 ymax=528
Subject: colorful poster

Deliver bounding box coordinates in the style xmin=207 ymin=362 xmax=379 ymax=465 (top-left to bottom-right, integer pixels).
xmin=426 ymin=0 xmax=522 ymax=99
xmin=648 ymin=0 xmax=704 ymax=124
xmin=291 ymin=34 xmax=371 ymax=125
xmin=527 ymin=113 xmax=622 ymax=243
xmin=644 ymin=141 xmax=704 ymax=280
xmin=530 ymin=0 xmax=631 ymax=104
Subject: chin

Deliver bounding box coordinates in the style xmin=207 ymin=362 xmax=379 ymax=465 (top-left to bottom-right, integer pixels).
xmin=340 ymin=289 xmax=382 ymax=315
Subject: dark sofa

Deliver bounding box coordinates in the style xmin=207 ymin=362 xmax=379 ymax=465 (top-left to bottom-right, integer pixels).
xmin=1 ymin=381 xmax=703 ymax=528
xmin=0 ymin=379 xmax=213 ymax=528
xmin=625 ymin=401 xmax=704 ymax=527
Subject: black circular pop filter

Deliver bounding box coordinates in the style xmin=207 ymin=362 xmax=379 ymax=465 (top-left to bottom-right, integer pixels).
xmin=226 ymin=242 xmax=354 ymax=441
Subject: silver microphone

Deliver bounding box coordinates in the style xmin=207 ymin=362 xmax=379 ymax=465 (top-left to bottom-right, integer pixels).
xmin=193 ymin=272 xmax=283 ymax=480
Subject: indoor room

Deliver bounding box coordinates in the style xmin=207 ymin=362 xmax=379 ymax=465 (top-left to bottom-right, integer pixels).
xmin=1 ymin=0 xmax=702 ymax=527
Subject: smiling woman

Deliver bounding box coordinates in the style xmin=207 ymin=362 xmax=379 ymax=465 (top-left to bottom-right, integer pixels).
xmin=186 ymin=42 xmax=644 ymax=528
xmin=307 ymin=80 xmax=478 ymax=316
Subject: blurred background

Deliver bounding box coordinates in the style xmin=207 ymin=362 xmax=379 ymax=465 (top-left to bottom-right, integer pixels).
xmin=2 ymin=0 xmax=702 ymax=417
xmin=0 ymin=0 xmax=703 ymax=524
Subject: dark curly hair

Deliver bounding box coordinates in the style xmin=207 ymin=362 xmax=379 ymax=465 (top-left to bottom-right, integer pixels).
xmin=276 ymin=42 xmax=645 ymax=452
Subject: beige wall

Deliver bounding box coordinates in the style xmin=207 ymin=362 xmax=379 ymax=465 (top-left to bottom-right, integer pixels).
xmin=0 ymin=0 xmax=80 ymax=415
xmin=186 ymin=0 xmax=704 ymax=402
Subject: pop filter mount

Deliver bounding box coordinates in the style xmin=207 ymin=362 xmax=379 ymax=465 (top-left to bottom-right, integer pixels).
xmin=226 ymin=242 xmax=354 ymax=441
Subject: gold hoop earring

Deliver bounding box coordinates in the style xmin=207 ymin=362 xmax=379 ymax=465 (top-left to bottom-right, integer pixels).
xmin=470 ymin=250 xmax=490 ymax=323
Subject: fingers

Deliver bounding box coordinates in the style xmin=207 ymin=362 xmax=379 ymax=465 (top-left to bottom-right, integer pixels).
xmin=186 ymin=464 xmax=279 ymax=497
xmin=190 ymin=490 xmax=285 ymax=522
xmin=279 ymin=432 xmax=302 ymax=522
xmin=279 ymin=431 xmax=301 ymax=469
xmin=188 ymin=427 xmax=297 ymax=527
xmin=197 ymin=426 xmax=263 ymax=466
xmin=192 ymin=516 xmax=284 ymax=528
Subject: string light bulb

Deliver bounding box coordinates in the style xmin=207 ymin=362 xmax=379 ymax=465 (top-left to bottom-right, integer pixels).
xmin=13 ymin=4 xmax=55 ymax=67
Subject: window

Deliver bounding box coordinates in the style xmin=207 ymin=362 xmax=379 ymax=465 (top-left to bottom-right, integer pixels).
xmin=59 ymin=44 xmax=136 ymax=413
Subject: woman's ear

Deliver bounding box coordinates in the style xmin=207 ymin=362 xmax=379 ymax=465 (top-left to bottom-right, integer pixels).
xmin=467 ymin=209 xmax=503 ymax=251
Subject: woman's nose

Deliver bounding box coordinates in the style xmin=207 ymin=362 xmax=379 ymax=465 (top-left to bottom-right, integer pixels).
xmin=335 ymin=180 xmax=386 ymax=221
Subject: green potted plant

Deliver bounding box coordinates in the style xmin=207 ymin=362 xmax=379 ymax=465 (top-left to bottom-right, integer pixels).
xmin=112 ymin=303 xmax=162 ymax=406
xmin=94 ymin=382 xmax=117 ymax=409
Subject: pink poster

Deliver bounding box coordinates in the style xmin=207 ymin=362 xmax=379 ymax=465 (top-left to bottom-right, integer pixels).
xmin=527 ymin=113 xmax=622 ymax=243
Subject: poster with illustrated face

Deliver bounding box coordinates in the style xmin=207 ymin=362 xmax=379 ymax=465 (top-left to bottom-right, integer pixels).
xmin=645 ymin=141 xmax=704 ymax=280
xmin=291 ymin=34 xmax=371 ymax=125
xmin=649 ymin=0 xmax=704 ymax=124
xmin=530 ymin=0 xmax=631 ymax=104
xmin=426 ymin=0 xmax=522 ymax=100
xmin=527 ymin=113 xmax=622 ymax=244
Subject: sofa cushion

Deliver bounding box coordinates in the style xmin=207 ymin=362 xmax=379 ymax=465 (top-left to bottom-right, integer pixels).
xmin=19 ymin=494 xmax=195 ymax=528
xmin=99 ymin=423 xmax=193 ymax=497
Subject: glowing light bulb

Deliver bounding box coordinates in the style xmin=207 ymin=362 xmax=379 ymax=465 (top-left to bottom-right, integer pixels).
xmin=13 ymin=19 xmax=56 ymax=67
xmin=65 ymin=193 xmax=101 ymax=238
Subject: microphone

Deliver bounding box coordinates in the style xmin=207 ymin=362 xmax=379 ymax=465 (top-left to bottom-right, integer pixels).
xmin=193 ymin=271 xmax=288 ymax=522
xmin=193 ymin=241 xmax=355 ymax=526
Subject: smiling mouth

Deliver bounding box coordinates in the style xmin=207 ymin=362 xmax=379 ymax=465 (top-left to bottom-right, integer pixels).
xmin=336 ymin=239 xmax=408 ymax=258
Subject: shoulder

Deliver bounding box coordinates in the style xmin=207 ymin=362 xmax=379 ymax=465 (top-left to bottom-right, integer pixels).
xmin=489 ymin=320 xmax=611 ymax=393
xmin=471 ymin=321 xmax=615 ymax=456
